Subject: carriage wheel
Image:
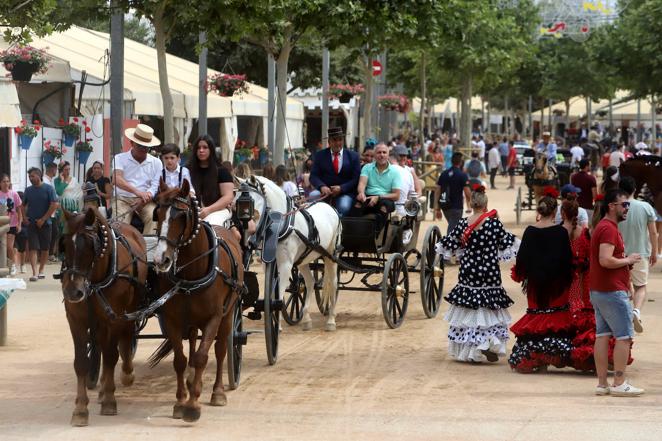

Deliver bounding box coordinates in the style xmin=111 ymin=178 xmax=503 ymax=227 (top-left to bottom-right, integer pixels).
xmin=86 ymin=337 xmax=101 ymax=390
xmin=264 ymin=261 xmax=280 ymax=365
xmin=381 ymin=253 xmax=409 ymax=329
xmin=312 ymin=259 xmax=339 ymax=316
xmin=419 ymin=226 xmax=444 ymax=319
xmin=515 ymin=187 xmax=522 ymax=225
xmin=282 ymin=268 xmax=305 ymax=325
xmin=226 ymin=297 xmax=244 ymax=390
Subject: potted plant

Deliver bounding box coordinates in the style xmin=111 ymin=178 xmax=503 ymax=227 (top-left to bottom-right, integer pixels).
xmin=328 ymin=83 xmax=365 ymax=103
xmin=43 ymin=140 xmax=65 ymax=166
xmin=58 ymin=117 xmax=81 ymax=147
xmin=14 ymin=119 xmax=40 ymax=150
xmin=1 ymin=45 xmax=49 ymax=82
xmin=208 ymin=73 xmax=249 ymax=97
xmin=75 ymin=134 xmax=93 ymax=165
xmin=378 ymin=94 xmax=410 ymax=113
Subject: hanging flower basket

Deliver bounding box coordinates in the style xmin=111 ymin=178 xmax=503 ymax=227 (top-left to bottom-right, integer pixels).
xmin=43 ymin=140 xmax=65 ymax=164
xmin=58 ymin=118 xmax=81 ymax=146
xmin=378 ymin=94 xmax=410 ymax=113
xmin=208 ymin=73 xmax=249 ymax=97
xmin=14 ymin=119 xmax=40 ymax=150
xmin=328 ymin=84 xmax=365 ymax=103
xmin=1 ymin=45 xmax=50 ymax=82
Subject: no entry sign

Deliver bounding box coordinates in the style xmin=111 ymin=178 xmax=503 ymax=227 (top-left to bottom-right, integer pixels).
xmin=372 ymin=60 xmax=382 ymax=76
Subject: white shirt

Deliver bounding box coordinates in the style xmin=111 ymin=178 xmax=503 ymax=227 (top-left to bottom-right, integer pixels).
xmin=570 ymin=146 xmax=584 ymax=165
xmin=113 ymin=151 xmax=163 ymax=198
xmin=281 ymin=181 xmax=298 ymax=197
xmin=488 ymin=147 xmax=500 ymax=169
xmin=555 ymin=205 xmax=589 ymax=227
xmin=609 ymin=150 xmax=626 ymax=168
xmin=331 ymin=148 xmax=343 ymax=173
xmin=393 ymin=164 xmax=414 ymax=216
xmin=162 ymin=165 xmax=193 ymax=192
xmin=476 ymin=140 xmax=486 ymax=157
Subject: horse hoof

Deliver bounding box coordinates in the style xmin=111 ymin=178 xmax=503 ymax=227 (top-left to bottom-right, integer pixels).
xmin=182 ymin=406 xmax=201 ymax=423
xmin=121 ymin=372 xmax=135 ymax=387
xmin=325 ymin=322 xmax=336 ymax=332
xmin=210 ymin=392 xmax=227 ymax=407
xmin=70 ymin=410 xmax=89 ymax=427
xmin=173 ymin=403 xmax=185 ymax=419
xmin=100 ymin=401 xmax=117 ymax=416
xmin=302 ymin=321 xmax=313 ymax=331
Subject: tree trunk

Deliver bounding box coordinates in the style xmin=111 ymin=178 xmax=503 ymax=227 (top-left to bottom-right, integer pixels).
xmin=274 ymin=38 xmax=292 ymax=166
xmin=419 ymin=51 xmax=426 ymax=140
xmin=153 ymin=5 xmax=174 ymax=144
xmin=565 ymin=99 xmax=570 ymax=139
xmin=460 ymin=75 xmax=472 ymax=149
xmin=361 ymin=56 xmax=373 ymax=153
xmin=427 ymin=100 xmax=433 ymax=136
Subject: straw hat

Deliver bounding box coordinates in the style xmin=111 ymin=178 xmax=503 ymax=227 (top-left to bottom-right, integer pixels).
xmin=124 ymin=124 xmax=161 ymax=147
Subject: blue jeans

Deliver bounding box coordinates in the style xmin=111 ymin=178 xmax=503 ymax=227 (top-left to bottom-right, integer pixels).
xmin=590 ymin=290 xmax=634 ymax=340
xmin=309 ymin=190 xmax=354 ymax=217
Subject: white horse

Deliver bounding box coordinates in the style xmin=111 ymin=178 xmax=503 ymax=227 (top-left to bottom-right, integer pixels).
xmin=238 ymin=175 xmax=342 ymax=331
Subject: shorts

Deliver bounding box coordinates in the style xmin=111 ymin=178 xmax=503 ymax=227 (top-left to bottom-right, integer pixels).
xmin=8 ymin=226 xmax=17 ymax=235
xmin=507 ymin=167 xmax=516 ymax=176
xmin=590 ymin=290 xmax=634 ymax=340
xmin=15 ymin=228 xmax=27 ymax=252
xmin=27 ymin=222 xmax=52 ymax=252
xmin=630 ymin=259 xmax=649 ymax=287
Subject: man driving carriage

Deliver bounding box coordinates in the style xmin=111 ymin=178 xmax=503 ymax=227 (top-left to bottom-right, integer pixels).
xmin=111 ymin=124 xmax=163 ymax=234
xmin=537 ymin=131 xmax=558 ymax=166
xmin=309 ymin=126 xmax=361 ymax=217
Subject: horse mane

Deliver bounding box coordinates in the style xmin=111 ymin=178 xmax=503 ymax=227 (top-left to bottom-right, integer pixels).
xmin=253 ymin=175 xmax=288 ymax=213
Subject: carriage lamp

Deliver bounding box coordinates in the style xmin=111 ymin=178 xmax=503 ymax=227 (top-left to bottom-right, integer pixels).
xmin=236 ymin=183 xmax=254 ymax=227
xmin=404 ymin=192 xmax=421 ymax=218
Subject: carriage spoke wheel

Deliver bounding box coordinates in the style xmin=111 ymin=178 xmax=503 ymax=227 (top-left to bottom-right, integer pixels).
xmin=264 ymin=262 xmax=280 ymax=365
xmin=227 ymin=298 xmax=244 ymax=390
xmin=282 ymin=268 xmax=305 ymax=325
xmin=86 ymin=334 xmax=101 ymax=390
xmin=420 ymin=226 xmax=444 ymax=318
xmin=312 ymin=259 xmax=339 ymax=316
xmin=381 ymin=254 xmax=409 ymax=329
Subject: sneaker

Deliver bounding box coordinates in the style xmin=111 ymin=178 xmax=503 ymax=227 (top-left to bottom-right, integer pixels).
xmin=402 ymin=229 xmax=413 ymax=245
xmin=20 ymin=265 xmax=26 ymax=274
xmin=38 ymin=273 xmax=46 ymax=279
xmin=9 ymin=265 xmax=17 ymax=276
xmin=481 ymin=349 xmax=499 ymax=362
xmin=632 ymin=308 xmax=643 ymax=333
xmin=595 ymin=385 xmax=610 ymax=396
xmin=610 ymin=382 xmax=644 ymax=397
xmin=29 ymin=276 xmax=38 ymax=282
xmin=48 ymin=255 xmax=57 ymax=263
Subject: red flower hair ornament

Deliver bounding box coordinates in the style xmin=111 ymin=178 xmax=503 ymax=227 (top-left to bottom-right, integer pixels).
xmin=543 ymin=186 xmax=559 ymax=199
xmin=472 ymin=183 xmax=486 ymax=193
xmin=594 ymin=194 xmax=605 ymax=202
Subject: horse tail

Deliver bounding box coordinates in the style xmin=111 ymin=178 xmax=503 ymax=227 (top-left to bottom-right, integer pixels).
xmin=147 ymin=339 xmax=173 ymax=368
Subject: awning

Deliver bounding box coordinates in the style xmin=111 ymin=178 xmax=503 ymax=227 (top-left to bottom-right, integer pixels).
xmin=0 ymin=80 xmax=21 ymax=128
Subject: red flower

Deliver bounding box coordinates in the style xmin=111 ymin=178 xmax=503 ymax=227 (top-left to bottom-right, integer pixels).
xmin=34 ymin=120 xmax=40 ymax=125
xmin=73 ymin=117 xmax=79 ymax=123
xmin=85 ymin=126 xmax=91 ymax=133
xmin=58 ymin=118 xmax=65 ymax=125
xmin=15 ymin=127 xmax=22 ymax=134
xmin=34 ymin=125 xmax=41 ymax=131
xmin=82 ymin=120 xmax=87 ymax=126
xmin=472 ymin=183 xmax=486 ymax=193
xmin=543 ymin=185 xmax=559 ymax=199
xmin=20 ymin=119 xmax=26 ymax=125
xmin=595 ymin=194 xmax=605 ymax=202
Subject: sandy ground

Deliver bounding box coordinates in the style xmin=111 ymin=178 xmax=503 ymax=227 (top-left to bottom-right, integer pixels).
xmin=2 ymin=174 xmax=662 ymax=441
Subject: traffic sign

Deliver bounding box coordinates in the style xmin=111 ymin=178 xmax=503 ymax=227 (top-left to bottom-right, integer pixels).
xmin=372 ymin=60 xmax=382 ymax=76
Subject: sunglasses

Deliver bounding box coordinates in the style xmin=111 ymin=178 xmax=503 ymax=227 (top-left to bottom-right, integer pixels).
xmin=611 ymin=201 xmax=630 ymax=209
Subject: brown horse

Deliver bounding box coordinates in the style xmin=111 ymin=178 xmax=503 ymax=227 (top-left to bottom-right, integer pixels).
xmin=151 ymin=179 xmax=244 ymax=422
xmin=60 ymin=207 xmax=147 ymax=426
xmin=531 ymin=152 xmax=557 ymax=202
xmin=620 ymin=156 xmax=662 ymax=213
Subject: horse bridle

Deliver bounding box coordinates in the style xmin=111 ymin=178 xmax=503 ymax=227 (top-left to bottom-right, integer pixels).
xmin=157 ymin=194 xmax=201 ymax=249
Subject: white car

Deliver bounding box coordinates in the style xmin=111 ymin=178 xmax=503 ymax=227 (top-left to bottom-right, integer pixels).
xmin=514 ymin=141 xmax=532 ymax=174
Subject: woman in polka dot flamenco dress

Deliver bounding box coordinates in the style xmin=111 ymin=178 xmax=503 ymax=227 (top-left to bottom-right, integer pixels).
xmin=509 ymin=189 xmax=575 ymax=373
xmin=435 ymin=185 xmax=520 ymax=363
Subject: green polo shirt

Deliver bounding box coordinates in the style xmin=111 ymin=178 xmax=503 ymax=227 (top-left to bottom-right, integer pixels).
xmin=360 ymin=162 xmax=402 ymax=196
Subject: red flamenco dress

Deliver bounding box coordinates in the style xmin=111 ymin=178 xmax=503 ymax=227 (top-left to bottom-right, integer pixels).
xmin=568 ymin=228 xmax=633 ymax=371
xmin=508 ymin=225 xmax=575 ymax=373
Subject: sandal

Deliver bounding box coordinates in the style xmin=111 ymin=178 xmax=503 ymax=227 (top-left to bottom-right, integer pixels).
xmin=29 ymin=276 xmax=38 ymax=282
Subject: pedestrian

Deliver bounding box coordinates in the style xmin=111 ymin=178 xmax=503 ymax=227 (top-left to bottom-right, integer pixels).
xmin=599 ymin=166 xmax=619 ymax=195
xmin=296 ymin=158 xmax=314 ymax=197
xmin=112 ymin=124 xmax=163 ymax=234
xmin=434 ymin=152 xmax=471 ymax=233
xmin=554 ymin=184 xmax=589 ymax=227
xmin=609 ymin=143 xmax=626 ymax=168
xmin=188 ymin=134 xmax=235 ymax=227
xmin=506 ymin=140 xmax=517 ymax=190
xmin=275 ymin=164 xmax=298 ymax=197
xmin=488 ymin=143 xmax=500 ymax=190
xmin=509 ymin=188 xmax=574 ymax=372
xmin=54 ymin=161 xmax=82 ymax=236
xmin=590 ymin=189 xmax=643 ymax=396
xmin=570 ymin=159 xmax=597 ymax=219
xmin=42 ymin=162 xmax=58 ymax=261
xmin=570 ymin=141 xmax=585 ymax=167
xmin=436 ymin=184 xmax=519 ymax=363
xmin=0 ymin=173 xmax=22 ymax=275
xmin=498 ymin=137 xmax=509 ymax=176
xmin=20 ymin=167 xmax=58 ymax=282
xmin=617 ymin=177 xmax=658 ymax=333
xmin=13 ymin=190 xmax=28 ymax=274
xmin=85 ymin=161 xmax=112 ymax=216
xmin=442 ymin=136 xmax=453 ymax=171
xmin=464 ymin=150 xmax=486 ymax=187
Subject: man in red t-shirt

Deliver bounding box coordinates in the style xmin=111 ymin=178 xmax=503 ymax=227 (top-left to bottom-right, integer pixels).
xmin=570 ymin=159 xmax=597 ymax=218
xmin=590 ymin=189 xmax=643 ymax=397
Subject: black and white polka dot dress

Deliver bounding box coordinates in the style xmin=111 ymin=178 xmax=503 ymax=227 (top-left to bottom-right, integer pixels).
xmin=436 ymin=217 xmax=519 ymax=362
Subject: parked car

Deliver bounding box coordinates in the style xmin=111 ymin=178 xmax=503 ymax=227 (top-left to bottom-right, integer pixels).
xmin=514 ymin=140 xmax=532 ymax=175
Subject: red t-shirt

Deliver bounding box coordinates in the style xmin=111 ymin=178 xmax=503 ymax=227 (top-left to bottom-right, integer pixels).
xmin=589 ymin=218 xmax=630 ymax=292
xmin=570 ymin=171 xmax=597 ymax=210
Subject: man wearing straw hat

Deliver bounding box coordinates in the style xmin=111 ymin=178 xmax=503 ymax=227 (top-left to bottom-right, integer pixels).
xmin=309 ymin=126 xmax=361 ymax=217
xmin=112 ymin=124 xmax=163 ymax=234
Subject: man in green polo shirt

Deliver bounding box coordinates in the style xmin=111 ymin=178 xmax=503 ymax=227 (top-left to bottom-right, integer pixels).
xmin=356 ymin=143 xmax=401 ymax=233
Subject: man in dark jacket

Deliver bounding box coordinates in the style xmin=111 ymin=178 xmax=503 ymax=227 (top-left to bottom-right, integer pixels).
xmin=309 ymin=127 xmax=361 ymax=217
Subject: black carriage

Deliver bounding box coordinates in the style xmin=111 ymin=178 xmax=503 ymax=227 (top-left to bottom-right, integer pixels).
xmin=282 ymin=194 xmax=445 ymax=329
